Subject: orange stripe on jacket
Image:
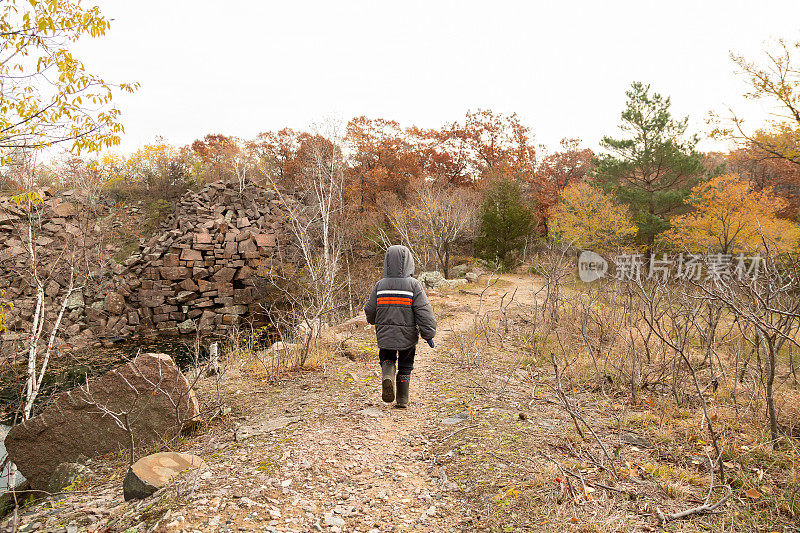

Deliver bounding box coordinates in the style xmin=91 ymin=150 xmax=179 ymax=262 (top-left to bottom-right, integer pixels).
xmin=377 ymin=297 xmax=412 ymax=306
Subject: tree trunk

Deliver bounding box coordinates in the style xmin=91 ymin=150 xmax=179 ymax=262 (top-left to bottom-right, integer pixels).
xmin=765 ymin=337 xmax=779 ymax=445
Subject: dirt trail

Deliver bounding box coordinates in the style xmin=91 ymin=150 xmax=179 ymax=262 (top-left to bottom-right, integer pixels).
xmin=1 ymin=275 xmax=538 ymax=533
xmin=176 ymin=275 xmax=536 ymax=533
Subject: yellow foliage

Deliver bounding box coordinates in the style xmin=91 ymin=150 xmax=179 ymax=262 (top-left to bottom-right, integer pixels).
xmin=752 ymin=124 xmax=800 ymax=165
xmin=549 ymin=182 xmax=637 ymax=253
xmin=663 ymin=174 xmax=800 ymax=254
xmin=0 ymin=289 xmax=11 ymax=334
xmin=11 ymin=190 xmax=44 ymax=208
xmin=0 ymin=0 xmax=138 ymax=159
xmin=94 ymin=142 xmax=185 ymax=187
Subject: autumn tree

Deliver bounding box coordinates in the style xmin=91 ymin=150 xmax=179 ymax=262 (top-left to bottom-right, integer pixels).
xmin=475 ymin=176 xmax=537 ymax=269
xmin=726 ymin=141 xmax=800 ymax=219
xmin=536 ymin=137 xmax=593 ymax=224
xmin=191 ymin=134 xmax=239 ymax=183
xmin=662 ymin=173 xmax=800 ymax=254
xmin=460 ymin=109 xmax=537 ymax=182
xmin=539 ymin=138 xmax=593 ymax=193
xmin=412 ymin=110 xmax=538 ymax=187
xmin=594 ymin=82 xmax=703 ymax=254
xmin=252 ymin=128 xmax=303 ymax=188
xmin=0 ymin=0 xmax=137 ymax=159
xmin=412 ymin=124 xmax=472 ymax=187
xmin=549 ymin=182 xmax=637 ymax=253
xmin=260 ymin=122 xmax=349 ymax=360
xmin=345 ymin=117 xmax=422 ymax=209
xmin=723 ymin=38 xmax=800 ymax=169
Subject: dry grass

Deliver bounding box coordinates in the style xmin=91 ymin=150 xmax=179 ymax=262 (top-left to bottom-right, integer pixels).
xmin=429 ymin=278 xmax=800 ymax=532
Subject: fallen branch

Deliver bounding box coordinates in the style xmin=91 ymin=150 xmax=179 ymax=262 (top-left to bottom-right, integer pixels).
xmin=656 ymin=485 xmax=732 ymax=523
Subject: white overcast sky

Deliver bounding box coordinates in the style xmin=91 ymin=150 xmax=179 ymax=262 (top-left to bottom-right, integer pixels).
xmin=74 ymin=0 xmax=800 ymax=155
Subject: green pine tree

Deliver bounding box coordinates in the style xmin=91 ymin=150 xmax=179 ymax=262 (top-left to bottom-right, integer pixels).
xmin=593 ymin=82 xmax=704 ymax=254
xmin=475 ymin=177 xmax=536 ymax=269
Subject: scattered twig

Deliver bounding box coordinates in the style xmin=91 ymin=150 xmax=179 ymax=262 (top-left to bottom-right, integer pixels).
xmin=656 ymin=485 xmax=732 ymax=522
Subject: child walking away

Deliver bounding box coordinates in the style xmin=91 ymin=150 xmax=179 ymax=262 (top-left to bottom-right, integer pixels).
xmin=364 ymin=245 xmax=436 ymax=408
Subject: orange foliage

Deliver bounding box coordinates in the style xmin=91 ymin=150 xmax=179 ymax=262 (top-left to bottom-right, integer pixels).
xmin=345 ymin=117 xmax=423 ymax=208
xmin=726 ymin=131 xmax=800 ymax=219
xmin=535 ymin=137 xmax=593 ymax=218
xmin=191 ymin=134 xmax=240 ymax=182
xmin=663 ymin=173 xmax=800 ymax=254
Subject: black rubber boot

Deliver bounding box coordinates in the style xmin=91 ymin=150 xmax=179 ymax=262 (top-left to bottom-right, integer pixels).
xmin=395 ymin=373 xmax=410 ymax=408
xmin=381 ymin=361 xmax=396 ymax=403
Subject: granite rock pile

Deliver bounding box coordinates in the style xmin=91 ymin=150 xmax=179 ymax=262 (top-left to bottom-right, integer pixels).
xmin=0 ymin=188 xmax=134 ymax=349
xmin=122 ymin=181 xmax=296 ymax=335
xmin=0 ymin=181 xmax=299 ymax=352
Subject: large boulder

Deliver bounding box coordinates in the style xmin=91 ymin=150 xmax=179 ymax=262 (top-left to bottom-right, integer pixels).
xmin=123 ymin=452 xmax=206 ymax=501
xmin=5 ymin=353 xmax=199 ymax=489
xmin=449 ymin=263 xmax=469 ymax=278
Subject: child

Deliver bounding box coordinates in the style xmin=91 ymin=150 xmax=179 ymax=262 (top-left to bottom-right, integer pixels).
xmin=364 ymin=245 xmax=436 ymax=408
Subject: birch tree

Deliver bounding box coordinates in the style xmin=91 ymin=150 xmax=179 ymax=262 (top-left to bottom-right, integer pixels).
xmin=261 ymin=120 xmax=347 ymax=358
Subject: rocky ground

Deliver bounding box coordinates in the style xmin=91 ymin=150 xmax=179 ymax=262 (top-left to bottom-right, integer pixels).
xmin=3 ymin=274 xmax=798 ymax=532
xmin=0 ymin=276 xmax=525 ymax=533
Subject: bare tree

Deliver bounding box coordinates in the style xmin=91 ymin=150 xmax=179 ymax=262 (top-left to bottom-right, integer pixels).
xmin=260 ymin=120 xmax=348 ymax=362
xmin=383 ymin=181 xmax=476 ymax=277
xmin=232 ymin=139 xmax=258 ymax=194
xmin=5 ymin=191 xmax=81 ymax=497
xmin=700 ymin=248 xmax=800 ymax=446
xmin=10 ymin=192 xmax=80 ymax=420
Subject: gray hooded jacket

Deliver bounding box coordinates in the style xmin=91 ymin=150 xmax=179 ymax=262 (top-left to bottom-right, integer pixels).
xmin=364 ymin=245 xmax=436 ymax=350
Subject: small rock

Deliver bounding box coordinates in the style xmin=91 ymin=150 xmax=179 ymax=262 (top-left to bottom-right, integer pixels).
xmin=177 ymin=319 xmax=196 ymax=334
xmin=123 ymin=452 xmax=206 ymax=501
xmin=442 ymin=411 xmax=470 ymax=425
xmin=64 ymin=289 xmax=85 ymax=310
xmin=325 ymin=514 xmax=346 ymax=528
xmin=104 ymin=291 xmax=125 ymax=315
xmin=359 ymin=407 xmax=384 ymax=418
xmin=449 ymin=264 xmax=469 ymax=278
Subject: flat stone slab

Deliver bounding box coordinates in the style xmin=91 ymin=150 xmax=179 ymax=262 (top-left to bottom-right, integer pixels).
xmin=124 ymin=452 xmax=206 ymax=500
xmin=235 ymin=416 xmax=298 ymax=441
xmin=358 ymin=407 xmax=385 ymax=418
xmin=442 ymin=411 xmax=470 ymax=425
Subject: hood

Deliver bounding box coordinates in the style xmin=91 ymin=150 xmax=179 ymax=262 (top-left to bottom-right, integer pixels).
xmin=383 ymin=245 xmax=415 ymax=278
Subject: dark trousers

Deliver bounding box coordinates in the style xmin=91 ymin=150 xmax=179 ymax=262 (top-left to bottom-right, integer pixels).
xmin=379 ymin=346 xmax=416 ymax=375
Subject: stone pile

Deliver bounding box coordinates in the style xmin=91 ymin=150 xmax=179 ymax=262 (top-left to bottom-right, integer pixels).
xmin=0 ymin=189 xmax=137 ymax=350
xmin=0 ymin=181 xmax=299 ymax=353
xmin=122 ymin=181 xmax=295 ymax=335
